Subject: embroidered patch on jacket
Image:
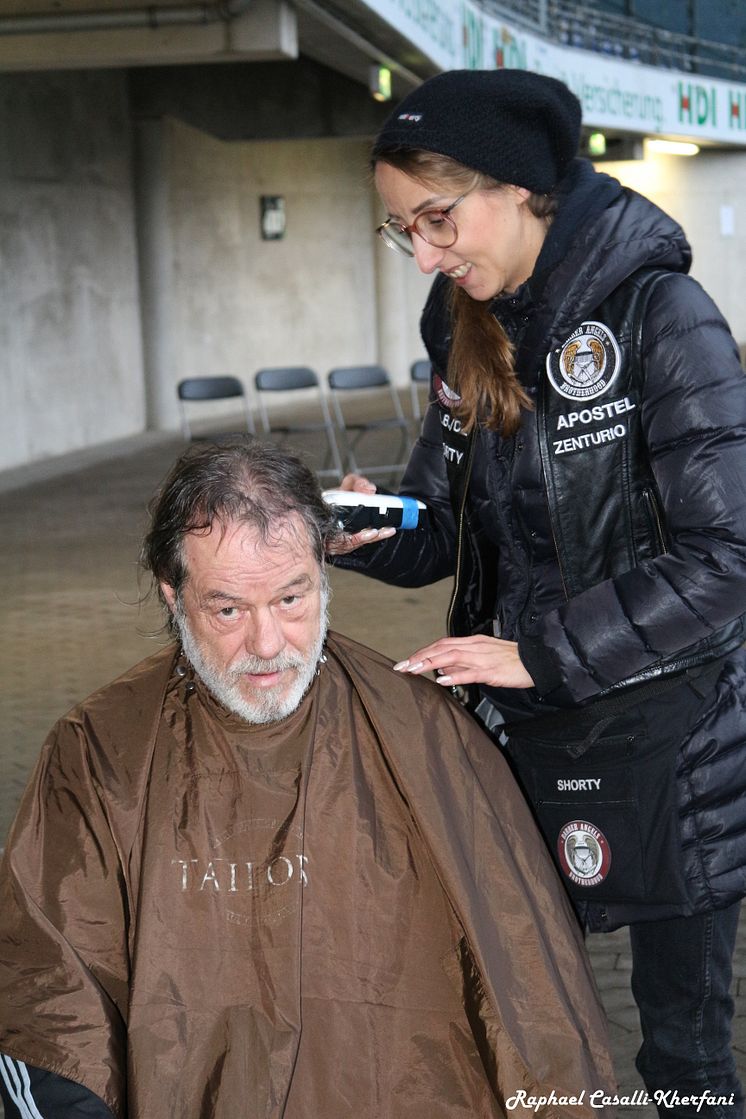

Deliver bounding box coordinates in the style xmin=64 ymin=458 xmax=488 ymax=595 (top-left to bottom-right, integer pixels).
xmin=557 ymin=820 xmax=612 ymax=888
xmin=546 ymin=321 xmax=622 ymax=401
xmin=433 ymin=372 xmax=461 ymax=410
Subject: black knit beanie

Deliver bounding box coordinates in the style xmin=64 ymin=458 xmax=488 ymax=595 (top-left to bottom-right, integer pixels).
xmin=372 ymin=69 xmax=582 ymax=194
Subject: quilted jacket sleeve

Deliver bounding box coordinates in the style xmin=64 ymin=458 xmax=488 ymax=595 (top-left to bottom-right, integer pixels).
xmin=519 ymin=273 xmax=746 ymax=703
xmin=330 ymin=396 xmax=458 ymax=587
xmin=331 ymin=272 xmax=459 ymax=588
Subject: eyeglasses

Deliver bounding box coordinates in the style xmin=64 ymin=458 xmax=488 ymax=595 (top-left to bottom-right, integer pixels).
xmin=376 ymin=193 xmax=470 ymax=258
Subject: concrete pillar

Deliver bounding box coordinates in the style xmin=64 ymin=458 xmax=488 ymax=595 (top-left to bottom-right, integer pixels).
xmin=371 ymin=187 xmax=412 ymax=387
xmin=132 ymin=116 xmax=178 ymax=430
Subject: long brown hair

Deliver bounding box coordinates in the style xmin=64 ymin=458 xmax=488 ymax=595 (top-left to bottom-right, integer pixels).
xmin=375 ymin=149 xmax=556 ymax=435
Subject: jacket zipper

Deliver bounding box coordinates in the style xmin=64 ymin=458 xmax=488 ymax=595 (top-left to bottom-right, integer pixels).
xmin=547 ymin=510 xmax=570 ymax=602
xmin=534 ymin=379 xmax=571 ymax=602
xmin=643 ymin=487 xmax=668 ymax=554
xmin=447 ymin=429 xmax=478 ymax=636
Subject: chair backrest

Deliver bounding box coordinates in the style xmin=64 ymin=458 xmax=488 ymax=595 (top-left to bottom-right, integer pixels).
xmin=176 ymin=376 xmax=253 ymax=440
xmin=251 ymin=365 xmax=343 ymax=479
xmin=177 ymin=376 xmax=245 ymax=401
xmin=255 ymin=366 xmax=319 ymax=392
xmin=327 ymin=365 xmax=390 ymax=391
xmin=410 ymin=359 xmax=432 ymax=384
xmin=326 ymin=364 xmax=409 ymax=480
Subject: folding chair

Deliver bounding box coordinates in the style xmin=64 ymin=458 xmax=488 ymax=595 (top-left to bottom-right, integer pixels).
xmin=409 ymin=359 xmax=432 ymax=423
xmin=326 ymin=364 xmax=411 ymax=481
xmin=177 ymin=376 xmax=255 ymax=440
xmin=254 ymin=366 xmax=344 ymax=481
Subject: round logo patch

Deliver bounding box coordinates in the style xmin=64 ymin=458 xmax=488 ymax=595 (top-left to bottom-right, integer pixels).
xmin=546 ymin=321 xmax=622 ymax=401
xmin=433 ymin=372 xmax=461 ymax=411
xmin=557 ymin=820 xmax=612 ymax=888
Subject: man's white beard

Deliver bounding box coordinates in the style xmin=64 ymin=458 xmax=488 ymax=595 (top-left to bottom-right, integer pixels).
xmin=174 ymin=581 xmax=329 ymax=725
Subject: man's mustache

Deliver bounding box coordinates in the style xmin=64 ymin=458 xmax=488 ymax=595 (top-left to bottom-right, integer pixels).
xmin=229 ymin=652 xmax=305 ymax=677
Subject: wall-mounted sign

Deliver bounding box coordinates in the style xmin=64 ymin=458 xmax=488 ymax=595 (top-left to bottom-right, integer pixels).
xmin=260 ymin=196 xmax=286 ymax=241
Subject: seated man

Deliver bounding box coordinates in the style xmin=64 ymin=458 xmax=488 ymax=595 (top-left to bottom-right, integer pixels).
xmin=0 ymin=440 xmax=615 ymax=1119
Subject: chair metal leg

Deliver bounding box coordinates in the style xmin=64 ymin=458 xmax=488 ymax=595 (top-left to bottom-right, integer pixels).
xmin=242 ymin=399 xmax=257 ymax=436
xmin=330 ymin=392 xmax=359 ymax=474
xmin=320 ymin=395 xmax=345 ymax=480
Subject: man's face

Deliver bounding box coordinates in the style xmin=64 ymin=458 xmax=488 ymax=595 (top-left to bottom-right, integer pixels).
xmin=161 ymin=515 xmax=328 ymax=725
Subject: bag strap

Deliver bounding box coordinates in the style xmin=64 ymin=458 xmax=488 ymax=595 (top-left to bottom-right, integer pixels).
xmin=503 ymin=658 xmax=725 ymax=757
xmin=445 ymin=424 xmax=479 ymax=636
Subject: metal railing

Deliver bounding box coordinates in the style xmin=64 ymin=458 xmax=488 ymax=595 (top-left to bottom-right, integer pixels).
xmin=477 ymin=0 xmax=746 ymax=83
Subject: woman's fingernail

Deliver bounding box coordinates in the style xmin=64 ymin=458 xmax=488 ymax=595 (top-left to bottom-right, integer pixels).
xmin=436 ymin=675 xmax=452 ymax=685
xmin=393 ymin=660 xmax=409 ymax=671
xmin=360 ymin=529 xmax=378 ymax=540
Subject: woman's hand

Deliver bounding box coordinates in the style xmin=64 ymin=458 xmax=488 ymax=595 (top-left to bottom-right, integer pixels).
xmin=393 ymin=635 xmax=535 ymax=689
xmin=324 ymin=473 xmax=397 ymax=556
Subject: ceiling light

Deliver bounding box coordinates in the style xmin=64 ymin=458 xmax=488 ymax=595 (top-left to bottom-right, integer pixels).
xmin=588 ymin=132 xmax=607 ymax=157
xmin=645 ymin=139 xmax=700 ymax=156
xmin=369 ymin=65 xmax=392 ymax=102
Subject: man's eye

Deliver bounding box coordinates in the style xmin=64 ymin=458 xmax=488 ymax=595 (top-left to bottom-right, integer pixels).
xmin=219 ymin=607 xmax=237 ymax=617
xmin=281 ymin=595 xmax=299 ymax=606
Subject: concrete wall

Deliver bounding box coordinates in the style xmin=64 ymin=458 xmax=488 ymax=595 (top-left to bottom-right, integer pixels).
xmin=140 ymin=119 xmax=432 ymax=431
xmin=173 ymin=126 xmax=377 ymax=375
xmin=129 ymin=59 xmax=393 ymax=142
xmin=0 ymin=64 xmax=433 ymax=475
xmin=5 ymin=64 xmax=745 ymax=478
xmin=0 ymin=70 xmax=145 ymax=472
xmin=603 ymin=148 xmax=746 ymax=350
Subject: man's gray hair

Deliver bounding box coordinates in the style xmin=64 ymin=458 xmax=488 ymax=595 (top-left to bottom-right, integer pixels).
xmin=141 ymin=439 xmax=340 ymax=617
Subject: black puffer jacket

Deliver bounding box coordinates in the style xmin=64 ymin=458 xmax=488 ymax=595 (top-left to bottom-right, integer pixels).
xmin=340 ymin=161 xmax=746 ymax=712
xmin=336 ymin=160 xmax=746 ymax=923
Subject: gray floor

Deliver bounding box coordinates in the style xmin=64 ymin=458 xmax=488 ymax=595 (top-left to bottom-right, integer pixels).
xmin=1 ymin=423 xmax=745 ymax=1114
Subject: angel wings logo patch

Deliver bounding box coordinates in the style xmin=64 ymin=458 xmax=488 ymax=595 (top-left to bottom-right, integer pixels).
xmin=546 ymin=321 xmax=622 ymax=401
xmin=557 ymin=820 xmax=612 ymax=888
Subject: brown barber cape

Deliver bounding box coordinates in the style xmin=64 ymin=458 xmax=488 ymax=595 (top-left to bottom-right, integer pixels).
xmin=0 ymin=633 xmax=615 ymax=1118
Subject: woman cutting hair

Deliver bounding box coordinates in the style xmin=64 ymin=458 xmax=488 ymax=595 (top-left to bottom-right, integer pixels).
xmin=331 ymin=69 xmax=746 ymax=1114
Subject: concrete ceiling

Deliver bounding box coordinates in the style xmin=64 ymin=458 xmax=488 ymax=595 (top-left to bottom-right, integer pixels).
xmin=0 ymin=0 xmax=433 ymax=97
xmin=0 ymin=0 xmax=185 ymax=10
xmin=294 ymin=0 xmax=433 ymax=98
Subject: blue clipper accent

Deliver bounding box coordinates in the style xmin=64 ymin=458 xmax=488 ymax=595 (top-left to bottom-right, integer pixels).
xmin=399 ymin=497 xmax=420 ymax=529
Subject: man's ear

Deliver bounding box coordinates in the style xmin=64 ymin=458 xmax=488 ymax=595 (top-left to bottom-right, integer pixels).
xmin=160 ymin=581 xmax=177 ymax=612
